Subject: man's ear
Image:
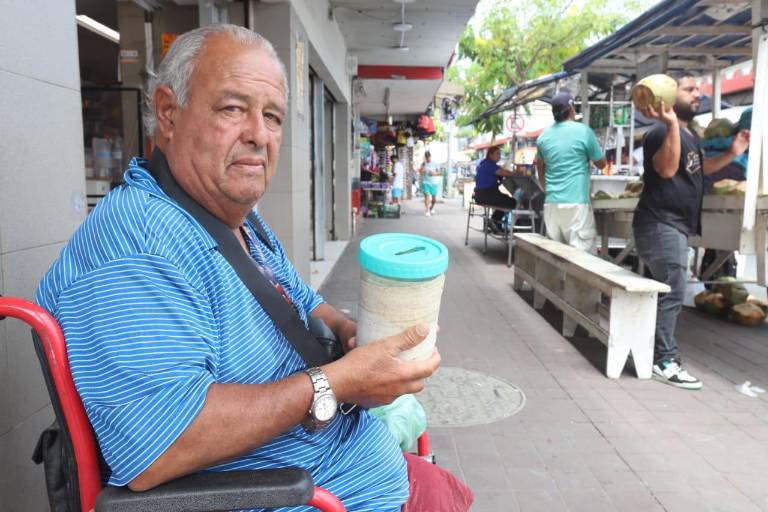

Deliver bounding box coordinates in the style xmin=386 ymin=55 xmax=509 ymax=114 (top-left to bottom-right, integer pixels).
xmin=154 ymin=85 xmax=178 ymax=140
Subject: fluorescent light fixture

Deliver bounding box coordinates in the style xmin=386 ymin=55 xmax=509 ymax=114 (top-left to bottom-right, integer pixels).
xmin=76 ymin=15 xmax=120 ymax=44
xmin=393 ymin=22 xmax=413 ymax=32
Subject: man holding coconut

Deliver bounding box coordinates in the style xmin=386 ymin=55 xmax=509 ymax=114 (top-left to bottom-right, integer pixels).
xmin=633 ymin=73 xmax=750 ymax=389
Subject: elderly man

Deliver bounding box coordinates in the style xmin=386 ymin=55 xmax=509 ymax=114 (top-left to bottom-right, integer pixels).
xmin=634 ymin=72 xmax=750 ymax=390
xmin=36 ymin=25 xmax=470 ymax=511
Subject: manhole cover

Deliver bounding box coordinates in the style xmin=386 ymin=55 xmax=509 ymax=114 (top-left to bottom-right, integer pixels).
xmin=419 ymin=366 xmax=526 ymax=427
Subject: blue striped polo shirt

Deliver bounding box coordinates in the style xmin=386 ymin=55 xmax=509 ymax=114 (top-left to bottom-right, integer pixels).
xmin=36 ymin=158 xmax=408 ymax=512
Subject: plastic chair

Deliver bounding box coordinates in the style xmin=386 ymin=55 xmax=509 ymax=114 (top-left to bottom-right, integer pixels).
xmin=0 ymin=296 xmax=345 ymax=512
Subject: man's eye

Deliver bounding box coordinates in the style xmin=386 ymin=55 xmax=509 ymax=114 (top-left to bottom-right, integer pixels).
xmin=223 ymin=105 xmax=243 ymax=113
xmin=265 ymin=112 xmax=283 ymax=125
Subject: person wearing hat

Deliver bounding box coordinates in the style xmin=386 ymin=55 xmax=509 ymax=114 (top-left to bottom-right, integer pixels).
xmin=535 ymin=91 xmax=606 ymax=251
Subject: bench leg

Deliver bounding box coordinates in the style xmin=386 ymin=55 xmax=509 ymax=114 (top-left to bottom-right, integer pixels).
xmin=533 ymin=290 xmax=545 ymax=309
xmin=482 ymin=208 xmax=489 ymax=254
xmin=465 ymin=203 xmax=473 ymax=246
xmin=562 ymin=278 xmax=600 ymax=337
xmin=513 ymin=271 xmax=525 ymax=291
xmin=507 ymin=233 xmax=513 ymax=268
xmin=607 ymin=290 xmax=657 ymax=379
xmin=601 ymin=232 xmax=609 ymax=260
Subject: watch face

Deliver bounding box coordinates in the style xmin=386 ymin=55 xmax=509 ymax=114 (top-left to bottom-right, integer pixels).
xmin=314 ymin=395 xmax=338 ymax=422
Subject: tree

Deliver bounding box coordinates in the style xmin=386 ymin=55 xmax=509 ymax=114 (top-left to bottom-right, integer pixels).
xmin=449 ymin=0 xmax=640 ymax=137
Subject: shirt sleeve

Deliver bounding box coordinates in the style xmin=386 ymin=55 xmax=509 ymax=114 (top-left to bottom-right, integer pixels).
xmin=643 ymin=123 xmax=668 ymax=172
xmin=54 ymin=254 xmax=217 ymax=486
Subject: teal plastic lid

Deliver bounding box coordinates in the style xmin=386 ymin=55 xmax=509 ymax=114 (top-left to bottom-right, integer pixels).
xmin=359 ymin=233 xmax=449 ymax=280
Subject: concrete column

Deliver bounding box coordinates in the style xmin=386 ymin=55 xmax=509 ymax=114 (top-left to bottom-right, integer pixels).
xmin=335 ymin=102 xmax=353 ymax=240
xmin=0 ymin=1 xmax=86 ymax=509
xmin=198 ymin=0 xmax=229 ymax=26
xmin=249 ymin=1 xmax=313 ymax=281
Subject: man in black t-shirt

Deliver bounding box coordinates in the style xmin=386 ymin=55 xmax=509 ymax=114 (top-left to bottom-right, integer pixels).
xmin=633 ymin=73 xmax=750 ymax=390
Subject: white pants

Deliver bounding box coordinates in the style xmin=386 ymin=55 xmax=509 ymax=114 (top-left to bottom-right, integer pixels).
xmin=543 ymin=203 xmax=596 ymax=252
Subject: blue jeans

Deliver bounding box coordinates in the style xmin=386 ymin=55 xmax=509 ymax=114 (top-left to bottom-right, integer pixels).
xmin=633 ymin=222 xmax=688 ymax=364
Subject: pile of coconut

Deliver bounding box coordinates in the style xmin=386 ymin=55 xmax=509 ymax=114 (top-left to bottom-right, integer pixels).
xmin=695 ymin=277 xmax=767 ymax=327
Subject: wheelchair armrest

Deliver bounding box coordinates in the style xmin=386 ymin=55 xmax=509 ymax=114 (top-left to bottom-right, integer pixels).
xmin=95 ymin=467 xmax=314 ymax=512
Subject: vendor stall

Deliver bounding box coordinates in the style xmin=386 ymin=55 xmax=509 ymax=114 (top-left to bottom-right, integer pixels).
xmin=565 ymin=0 xmax=768 ymax=285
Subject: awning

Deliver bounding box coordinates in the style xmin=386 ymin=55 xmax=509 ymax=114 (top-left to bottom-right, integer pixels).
xmin=564 ymin=0 xmax=753 ymax=74
xmin=469 ymin=127 xmax=545 ymax=150
xmin=472 ymin=71 xmax=570 ymax=123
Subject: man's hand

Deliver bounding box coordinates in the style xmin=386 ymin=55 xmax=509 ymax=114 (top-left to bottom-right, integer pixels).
xmin=338 ymin=320 xmax=357 ymax=352
xmin=729 ymin=129 xmax=750 ymax=157
xmin=311 ymin=304 xmax=356 ymax=351
xmin=643 ymin=101 xmax=678 ymax=128
xmin=324 ymin=323 xmax=440 ymax=408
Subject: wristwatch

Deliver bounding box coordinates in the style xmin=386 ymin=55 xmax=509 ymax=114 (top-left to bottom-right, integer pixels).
xmin=302 ymin=367 xmax=338 ymax=434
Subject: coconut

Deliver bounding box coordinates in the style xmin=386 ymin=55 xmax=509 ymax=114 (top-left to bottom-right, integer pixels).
xmin=702 ymin=293 xmax=728 ymax=316
xmin=694 ymin=290 xmax=712 ymax=311
xmin=704 ymin=118 xmax=735 ymax=139
xmin=592 ymin=190 xmax=613 ymax=200
xmin=712 ymin=179 xmax=740 ymax=195
xmin=712 ymin=276 xmax=749 ymax=305
xmin=625 ymin=181 xmax=644 ymax=194
xmin=731 ymin=303 xmax=767 ymax=327
xmin=736 ymin=181 xmax=748 ymax=195
xmin=746 ymin=296 xmax=768 ymax=314
xmin=631 ymin=74 xmax=678 ymax=111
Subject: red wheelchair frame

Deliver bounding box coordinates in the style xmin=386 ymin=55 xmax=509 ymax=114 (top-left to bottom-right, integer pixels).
xmin=1 ymin=297 xmax=350 ymax=511
xmin=1 ymin=296 xmax=433 ymax=511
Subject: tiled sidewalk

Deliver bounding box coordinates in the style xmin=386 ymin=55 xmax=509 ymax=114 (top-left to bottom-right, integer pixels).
xmin=318 ymin=196 xmax=768 ymax=512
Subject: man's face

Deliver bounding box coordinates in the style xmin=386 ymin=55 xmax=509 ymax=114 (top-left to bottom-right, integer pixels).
xmin=674 ymin=76 xmax=701 ymax=122
xmin=164 ymin=35 xmax=286 ymax=209
xmin=489 ymin=149 xmax=501 ymax=162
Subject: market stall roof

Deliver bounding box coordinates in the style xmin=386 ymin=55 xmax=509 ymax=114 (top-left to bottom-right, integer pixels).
xmin=469 ymin=127 xmax=545 ymax=150
xmin=563 ymin=0 xmax=754 ymax=74
xmin=472 ymin=71 xmax=569 ymax=123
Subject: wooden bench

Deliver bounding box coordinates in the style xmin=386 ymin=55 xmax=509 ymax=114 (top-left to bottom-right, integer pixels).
xmin=513 ymin=233 xmax=671 ymax=379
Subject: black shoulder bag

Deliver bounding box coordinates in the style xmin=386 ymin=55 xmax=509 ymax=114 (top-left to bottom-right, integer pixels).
xmin=145 ymin=150 xmax=342 ymax=366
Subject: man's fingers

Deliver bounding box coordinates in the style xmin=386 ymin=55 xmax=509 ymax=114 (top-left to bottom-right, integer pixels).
xmin=390 ymin=323 xmax=430 ymax=352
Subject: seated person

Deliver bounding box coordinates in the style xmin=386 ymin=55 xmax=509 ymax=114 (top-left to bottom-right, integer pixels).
xmin=474 ymin=145 xmax=518 ymax=231
xmin=36 ymin=25 xmax=471 ymax=512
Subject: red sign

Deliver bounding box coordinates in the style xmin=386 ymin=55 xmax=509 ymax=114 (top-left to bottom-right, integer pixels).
xmin=505 ymin=113 xmax=525 ymax=132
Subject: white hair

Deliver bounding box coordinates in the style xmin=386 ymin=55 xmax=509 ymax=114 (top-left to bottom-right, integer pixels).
xmin=143 ymin=24 xmax=288 ymax=135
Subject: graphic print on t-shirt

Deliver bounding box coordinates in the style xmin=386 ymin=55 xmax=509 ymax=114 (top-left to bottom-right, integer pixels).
xmin=685 ymin=151 xmax=701 ymax=175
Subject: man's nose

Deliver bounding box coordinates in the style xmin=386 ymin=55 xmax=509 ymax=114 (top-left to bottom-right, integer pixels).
xmin=242 ymin=112 xmax=270 ymax=147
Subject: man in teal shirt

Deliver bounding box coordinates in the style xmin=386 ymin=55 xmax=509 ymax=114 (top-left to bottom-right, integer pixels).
xmin=536 ymin=92 xmax=606 ymax=251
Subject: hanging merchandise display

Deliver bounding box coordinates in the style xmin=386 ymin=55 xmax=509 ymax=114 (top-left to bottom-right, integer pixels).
xmin=396 ymin=128 xmax=407 ymax=146
xmin=417 ymin=115 xmax=436 ymax=139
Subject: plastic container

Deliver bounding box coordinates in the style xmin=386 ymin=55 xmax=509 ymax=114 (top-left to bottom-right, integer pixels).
xmin=357 ymin=233 xmax=449 ymax=361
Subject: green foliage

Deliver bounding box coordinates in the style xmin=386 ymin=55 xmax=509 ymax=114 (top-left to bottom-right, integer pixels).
xmin=451 ymin=0 xmax=640 ymax=137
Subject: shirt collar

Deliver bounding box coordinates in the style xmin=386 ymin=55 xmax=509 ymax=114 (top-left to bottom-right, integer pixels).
xmin=124 ymin=150 xmax=273 ymax=252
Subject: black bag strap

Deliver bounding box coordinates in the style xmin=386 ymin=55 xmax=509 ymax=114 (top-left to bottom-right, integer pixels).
xmin=145 ymin=150 xmax=331 ymax=367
